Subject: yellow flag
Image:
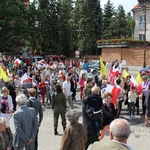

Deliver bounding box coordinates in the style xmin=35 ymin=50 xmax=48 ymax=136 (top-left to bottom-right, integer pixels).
xmin=0 ymin=66 xmax=9 ymax=82
xmin=136 ymin=71 xmax=142 ymax=85
xmin=100 ymin=57 xmax=107 ymax=75
xmin=122 ymin=70 xmax=130 ymax=79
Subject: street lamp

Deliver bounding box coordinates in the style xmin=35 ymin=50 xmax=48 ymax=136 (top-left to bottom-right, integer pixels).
xmin=138 ymin=0 xmax=150 ymax=68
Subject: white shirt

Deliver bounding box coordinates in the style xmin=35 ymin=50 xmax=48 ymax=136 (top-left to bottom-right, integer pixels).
xmin=63 ymin=81 xmax=72 ymax=96
xmin=80 ymin=69 xmax=88 ymax=77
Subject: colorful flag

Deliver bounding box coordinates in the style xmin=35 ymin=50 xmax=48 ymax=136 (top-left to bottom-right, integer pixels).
xmin=20 ymin=73 xmax=32 ymax=84
xmin=14 ymin=58 xmax=22 ymax=66
xmin=130 ymin=75 xmax=138 ymax=86
xmin=111 ymin=86 xmax=121 ymax=107
xmin=122 ymin=70 xmax=130 ymax=79
xmin=100 ymin=57 xmax=107 ymax=76
xmin=0 ymin=66 xmax=9 ymax=82
xmin=136 ymin=71 xmax=142 ymax=85
xmin=105 ymin=84 xmax=121 ymax=107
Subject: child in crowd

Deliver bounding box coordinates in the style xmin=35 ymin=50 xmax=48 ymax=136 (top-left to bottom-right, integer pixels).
xmin=83 ymin=78 xmax=94 ymax=99
xmin=128 ymin=86 xmax=137 ymax=120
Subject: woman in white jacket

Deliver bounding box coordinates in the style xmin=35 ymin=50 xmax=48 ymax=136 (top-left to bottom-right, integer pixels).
xmin=0 ymin=87 xmax=13 ymax=127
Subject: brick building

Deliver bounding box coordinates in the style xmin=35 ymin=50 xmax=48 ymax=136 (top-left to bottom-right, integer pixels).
xmin=97 ymin=42 xmax=150 ymax=67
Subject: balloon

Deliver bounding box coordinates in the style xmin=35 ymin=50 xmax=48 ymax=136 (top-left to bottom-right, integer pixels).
xmin=136 ymin=85 xmax=142 ymax=92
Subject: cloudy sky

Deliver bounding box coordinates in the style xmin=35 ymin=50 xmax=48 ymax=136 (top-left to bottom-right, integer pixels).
xmin=101 ymin=0 xmax=138 ymax=13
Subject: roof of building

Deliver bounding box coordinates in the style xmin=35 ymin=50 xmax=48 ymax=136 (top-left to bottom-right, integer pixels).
xmin=132 ymin=4 xmax=140 ymax=10
xmin=132 ymin=3 xmax=150 ymax=11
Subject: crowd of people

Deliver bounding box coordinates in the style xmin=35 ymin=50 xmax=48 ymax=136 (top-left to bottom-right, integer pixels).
xmin=0 ymin=52 xmax=149 ymax=150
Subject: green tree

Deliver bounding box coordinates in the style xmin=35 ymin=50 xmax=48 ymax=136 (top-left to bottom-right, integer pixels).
xmin=115 ymin=5 xmax=127 ymax=38
xmin=0 ymin=0 xmax=36 ymax=51
xmin=77 ymin=0 xmax=102 ymax=54
xmin=34 ymin=0 xmax=59 ymax=53
xmin=102 ymin=0 xmax=115 ymax=39
xmin=126 ymin=12 xmax=135 ymax=38
xmin=57 ymin=0 xmax=72 ymax=56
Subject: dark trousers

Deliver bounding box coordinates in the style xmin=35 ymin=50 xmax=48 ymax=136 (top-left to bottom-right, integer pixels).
xmin=54 ymin=111 xmax=66 ymax=129
xmin=71 ymin=88 xmax=76 ymax=100
xmin=85 ymin=134 xmax=99 ymax=150
xmin=12 ymin=98 xmax=17 ymax=111
xmin=129 ymin=102 xmax=135 ymax=116
xmin=116 ymin=101 xmax=123 ymax=118
xmin=136 ymin=97 xmax=139 ymax=115
xmin=35 ymin=128 xmax=39 ymax=150
xmin=142 ymin=95 xmax=146 ymax=114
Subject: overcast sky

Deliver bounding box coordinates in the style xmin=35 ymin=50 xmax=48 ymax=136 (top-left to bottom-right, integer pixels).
xmin=101 ymin=0 xmax=138 ymax=13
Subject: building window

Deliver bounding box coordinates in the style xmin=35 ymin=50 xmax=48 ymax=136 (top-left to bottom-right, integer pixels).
xmin=139 ymin=34 xmax=144 ymax=41
xmin=139 ymin=16 xmax=145 ymax=29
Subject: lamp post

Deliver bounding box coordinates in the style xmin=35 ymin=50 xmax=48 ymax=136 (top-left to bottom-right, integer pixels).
xmin=138 ymin=0 xmax=148 ymax=68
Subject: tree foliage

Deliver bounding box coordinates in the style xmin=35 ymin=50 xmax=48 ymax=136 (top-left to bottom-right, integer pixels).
xmin=102 ymin=0 xmax=134 ymax=39
xmin=0 ymin=0 xmax=36 ymax=51
xmin=0 ymin=0 xmax=134 ymax=56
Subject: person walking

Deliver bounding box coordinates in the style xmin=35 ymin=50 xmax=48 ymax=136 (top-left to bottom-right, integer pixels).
xmin=38 ymin=78 xmax=46 ymax=106
xmin=60 ymin=110 xmax=87 ymax=150
xmin=79 ymin=73 xmax=86 ymax=100
xmin=63 ymin=75 xmax=73 ymax=109
xmin=52 ymin=84 xmax=67 ymax=135
xmin=26 ymin=88 xmax=43 ymax=150
xmin=13 ymin=94 xmax=38 ymax=150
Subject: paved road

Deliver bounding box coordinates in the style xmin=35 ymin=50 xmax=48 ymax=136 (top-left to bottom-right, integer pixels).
xmin=9 ymin=90 xmax=150 ymax=150
xmin=9 ymin=66 xmax=150 ymax=150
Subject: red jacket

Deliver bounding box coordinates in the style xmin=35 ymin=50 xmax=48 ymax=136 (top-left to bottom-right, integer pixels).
xmin=38 ymin=82 xmax=46 ymax=94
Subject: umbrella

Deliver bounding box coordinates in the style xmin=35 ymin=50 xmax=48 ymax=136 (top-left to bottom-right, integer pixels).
xmin=140 ymin=68 xmax=148 ymax=72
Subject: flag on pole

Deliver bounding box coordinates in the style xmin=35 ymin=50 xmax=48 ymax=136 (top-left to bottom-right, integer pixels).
xmin=0 ymin=66 xmax=9 ymax=82
xmin=136 ymin=71 xmax=142 ymax=85
xmin=100 ymin=57 xmax=107 ymax=76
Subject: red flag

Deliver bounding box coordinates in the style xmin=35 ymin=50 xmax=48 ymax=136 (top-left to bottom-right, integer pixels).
xmin=111 ymin=87 xmax=121 ymax=107
xmin=109 ymin=69 xmax=115 ymax=85
xmin=105 ymin=84 xmax=121 ymax=107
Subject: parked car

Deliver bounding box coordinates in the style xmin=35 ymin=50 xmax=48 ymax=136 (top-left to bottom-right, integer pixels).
xmin=32 ymin=56 xmax=44 ymax=63
xmin=44 ymin=55 xmax=66 ymax=66
xmin=88 ymin=60 xmax=100 ymax=74
xmin=88 ymin=60 xmax=106 ymax=74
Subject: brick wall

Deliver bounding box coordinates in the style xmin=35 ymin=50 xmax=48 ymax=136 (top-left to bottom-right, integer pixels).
xmin=101 ymin=46 xmax=150 ymax=66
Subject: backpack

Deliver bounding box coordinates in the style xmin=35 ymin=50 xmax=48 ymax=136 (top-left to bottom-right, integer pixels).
xmin=1 ymin=97 xmax=9 ymax=114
